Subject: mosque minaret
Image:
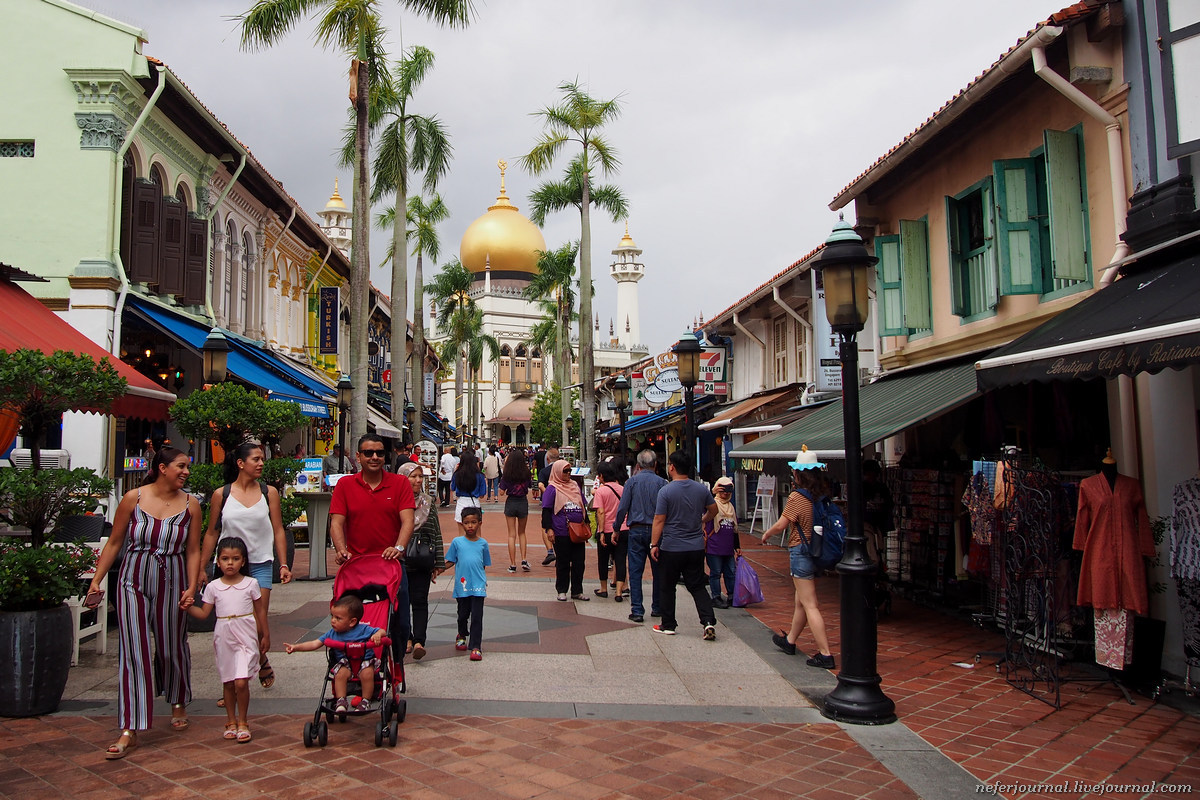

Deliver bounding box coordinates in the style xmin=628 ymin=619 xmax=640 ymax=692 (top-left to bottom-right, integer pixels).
xmin=610 ymin=222 xmax=645 ymax=351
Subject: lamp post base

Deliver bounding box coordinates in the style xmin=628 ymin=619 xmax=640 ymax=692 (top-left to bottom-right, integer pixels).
xmin=822 ymin=674 xmax=897 ymax=725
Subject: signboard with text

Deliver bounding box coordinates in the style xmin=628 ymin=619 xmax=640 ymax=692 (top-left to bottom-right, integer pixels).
xmin=319 ymin=287 xmax=339 ymax=355
xmin=640 ymin=345 xmax=728 ymax=407
xmin=811 ymin=270 xmax=842 ymax=392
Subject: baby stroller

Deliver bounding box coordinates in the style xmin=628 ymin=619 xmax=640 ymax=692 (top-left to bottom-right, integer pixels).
xmin=302 ymin=554 xmax=407 ymax=748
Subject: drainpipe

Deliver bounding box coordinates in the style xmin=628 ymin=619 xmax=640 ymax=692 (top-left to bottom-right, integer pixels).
xmin=203 ymin=152 xmax=248 ymax=323
xmin=1031 ymin=38 xmax=1130 ymax=285
xmin=109 ymin=64 xmax=166 ymax=357
xmin=772 ymin=286 xmax=814 ymax=388
xmin=732 ymin=311 xmax=767 ymax=392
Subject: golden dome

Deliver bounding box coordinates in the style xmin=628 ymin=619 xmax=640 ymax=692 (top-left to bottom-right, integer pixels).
xmin=618 ymin=221 xmax=637 ymax=249
xmin=459 ymin=160 xmax=545 ymax=275
xmin=324 ymin=178 xmax=348 ymax=212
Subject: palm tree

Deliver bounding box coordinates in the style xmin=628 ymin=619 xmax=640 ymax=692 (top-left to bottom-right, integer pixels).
xmin=462 ymin=308 xmax=500 ymax=441
xmin=239 ymin=0 xmax=473 ymax=440
xmin=427 ymin=258 xmax=474 ymax=429
xmin=520 ymin=80 xmax=624 ymax=471
xmin=370 ymin=46 xmax=452 ymax=433
xmin=524 ymin=243 xmax=580 ymax=446
xmin=528 ymin=156 xmax=628 ymax=228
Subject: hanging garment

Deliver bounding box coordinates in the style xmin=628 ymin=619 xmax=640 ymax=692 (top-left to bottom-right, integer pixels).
xmin=1177 ymin=578 xmax=1200 ymax=669
xmin=1073 ymin=473 xmax=1155 ymax=615
xmin=962 ymin=471 xmax=997 ymax=545
xmin=1171 ymin=477 xmax=1200 ymax=581
xmin=1094 ymin=607 xmax=1135 ymax=669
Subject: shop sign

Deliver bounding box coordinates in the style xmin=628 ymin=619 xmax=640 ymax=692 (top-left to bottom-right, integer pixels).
xmin=733 ymin=457 xmax=765 ymax=472
xmin=810 ymin=270 xmax=842 ymax=392
xmin=319 ymin=287 xmax=339 ymax=355
xmin=631 ymin=371 xmax=648 ymax=416
xmin=424 ymin=372 xmax=435 ymax=405
xmin=640 ymin=345 xmax=727 ymax=407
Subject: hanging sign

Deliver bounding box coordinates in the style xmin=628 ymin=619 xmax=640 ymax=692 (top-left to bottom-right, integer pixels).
xmin=811 ymin=270 xmax=842 ymax=392
xmin=424 ymin=372 xmax=435 ymax=405
xmin=319 ymin=287 xmax=339 ymax=355
xmin=631 ymin=371 xmax=648 ymax=416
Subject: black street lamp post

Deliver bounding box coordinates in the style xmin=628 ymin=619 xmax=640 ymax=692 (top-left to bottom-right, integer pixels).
xmin=612 ymin=374 xmax=630 ymax=466
xmin=673 ymin=332 xmax=701 ymax=462
xmin=201 ymin=328 xmax=230 ymax=385
xmin=813 ymin=216 xmax=896 ymax=725
xmin=405 ymin=401 xmax=416 ymax=445
xmin=337 ymin=375 xmax=354 ymax=473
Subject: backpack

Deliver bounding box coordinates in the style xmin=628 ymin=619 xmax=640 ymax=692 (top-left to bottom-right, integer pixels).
xmin=796 ymin=489 xmax=847 ymax=570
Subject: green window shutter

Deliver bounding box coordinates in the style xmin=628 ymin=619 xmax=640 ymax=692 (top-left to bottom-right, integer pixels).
xmin=899 ymin=219 xmax=931 ymax=331
xmin=1044 ymin=129 xmax=1088 ymax=282
xmin=944 ymin=196 xmax=968 ymax=316
xmin=993 ymin=158 xmax=1043 ymax=294
xmin=874 ymin=235 xmax=905 ymax=336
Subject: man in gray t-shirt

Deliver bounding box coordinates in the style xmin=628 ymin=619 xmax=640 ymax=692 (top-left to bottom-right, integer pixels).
xmin=650 ymin=450 xmax=718 ymax=639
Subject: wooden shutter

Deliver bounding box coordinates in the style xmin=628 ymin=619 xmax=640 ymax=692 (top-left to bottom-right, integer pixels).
xmin=944 ymin=196 xmax=968 ymax=316
xmin=979 ymin=182 xmax=1000 ymax=311
xmin=182 ymin=214 xmax=208 ymax=305
xmin=1044 ymin=129 xmax=1089 ymax=282
xmin=899 ymin=219 xmax=931 ymax=331
xmin=993 ymin=158 xmax=1043 ymax=294
xmin=874 ymin=235 xmax=905 ymax=336
xmin=128 ymin=180 xmax=159 ymax=284
xmin=159 ymin=198 xmax=186 ymax=295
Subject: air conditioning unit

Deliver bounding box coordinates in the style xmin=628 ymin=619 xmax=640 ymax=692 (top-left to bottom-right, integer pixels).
xmin=9 ymin=449 xmax=71 ymax=469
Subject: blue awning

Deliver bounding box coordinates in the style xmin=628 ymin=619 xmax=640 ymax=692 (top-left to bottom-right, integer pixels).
xmin=128 ymin=298 xmax=333 ymax=419
xmin=609 ymin=396 xmax=717 ymax=436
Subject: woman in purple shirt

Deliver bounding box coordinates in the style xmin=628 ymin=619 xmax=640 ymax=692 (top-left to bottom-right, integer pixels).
xmin=542 ymin=461 xmax=587 ymax=601
xmin=704 ymin=476 xmax=742 ymax=608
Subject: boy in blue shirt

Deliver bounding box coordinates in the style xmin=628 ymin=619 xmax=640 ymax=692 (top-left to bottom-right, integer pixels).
xmin=285 ymin=594 xmax=383 ymax=712
xmin=444 ymin=507 xmax=491 ymax=660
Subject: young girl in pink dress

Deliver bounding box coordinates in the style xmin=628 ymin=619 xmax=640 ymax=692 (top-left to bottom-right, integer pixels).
xmin=187 ymin=537 xmax=267 ymax=742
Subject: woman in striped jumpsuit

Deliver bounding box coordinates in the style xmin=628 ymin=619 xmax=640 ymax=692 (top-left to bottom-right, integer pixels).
xmin=87 ymin=446 xmax=202 ymax=759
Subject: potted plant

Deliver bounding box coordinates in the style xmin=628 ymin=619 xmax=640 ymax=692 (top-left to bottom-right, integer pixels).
xmin=0 ymin=348 xmax=125 ymax=716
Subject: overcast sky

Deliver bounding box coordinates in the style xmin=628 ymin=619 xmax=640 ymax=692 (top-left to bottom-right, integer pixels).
xmin=93 ymin=0 xmax=1058 ymax=356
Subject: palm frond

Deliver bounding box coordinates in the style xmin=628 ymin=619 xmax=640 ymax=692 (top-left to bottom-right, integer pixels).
xmin=237 ymin=0 xmax=322 ymax=50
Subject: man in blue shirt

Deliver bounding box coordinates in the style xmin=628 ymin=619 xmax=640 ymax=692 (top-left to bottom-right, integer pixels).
xmin=614 ymin=450 xmax=668 ymax=623
xmin=650 ymin=450 xmax=718 ymax=640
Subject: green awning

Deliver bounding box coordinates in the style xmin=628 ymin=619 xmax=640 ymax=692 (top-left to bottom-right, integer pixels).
xmin=728 ymin=360 xmax=980 ymax=459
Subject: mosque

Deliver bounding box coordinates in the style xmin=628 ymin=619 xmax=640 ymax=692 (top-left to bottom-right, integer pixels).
xmin=318 ymin=162 xmax=649 ymax=447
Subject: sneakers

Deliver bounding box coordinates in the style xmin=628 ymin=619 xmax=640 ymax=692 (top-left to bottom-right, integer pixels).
xmin=521 ymin=560 xmax=531 ymax=572
xmin=806 ymin=652 xmax=836 ymax=669
xmin=333 ymin=697 xmax=349 ymax=713
xmin=469 ymin=649 xmax=483 ymax=661
xmin=772 ymin=632 xmax=797 ymax=655
xmin=627 ymin=613 xmax=644 ymax=623
xmin=507 ymin=565 xmax=517 ymax=573
xmin=711 ymin=596 xmax=730 ymax=609
xmin=652 ymin=624 xmax=676 ymax=635
xmin=542 ymin=551 xmax=556 ymax=566
xmin=703 ymin=624 xmax=716 ymax=641
xmin=455 ymin=636 xmax=468 ymax=651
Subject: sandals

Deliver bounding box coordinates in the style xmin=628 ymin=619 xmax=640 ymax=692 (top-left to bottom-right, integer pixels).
xmin=412 ymin=643 xmax=427 ymax=661
xmin=571 ymin=594 xmax=590 ymax=601
xmin=258 ymin=661 xmax=275 ymax=689
xmin=236 ymin=724 xmax=252 ymax=743
xmin=223 ymin=722 xmax=238 ymax=740
xmin=170 ymin=703 xmax=189 ymax=730
xmin=105 ymin=730 xmax=137 ymax=760
xmin=593 ymin=589 xmax=609 ymax=598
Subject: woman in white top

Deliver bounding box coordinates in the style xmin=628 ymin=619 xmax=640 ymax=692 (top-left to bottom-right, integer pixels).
xmin=197 ymin=441 xmax=290 ymax=689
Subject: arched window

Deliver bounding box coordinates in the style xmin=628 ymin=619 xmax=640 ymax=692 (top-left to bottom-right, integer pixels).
xmin=225 ymin=219 xmax=238 ymax=327
xmin=514 ymin=344 xmax=527 ymax=383
xmin=500 ymin=344 xmax=511 ymax=383
xmin=241 ymin=231 xmax=253 ymax=330
xmin=149 ymin=164 xmax=165 ymax=189
xmin=530 ymin=347 xmax=543 ymax=384
xmin=174 ymin=185 xmax=189 ymax=211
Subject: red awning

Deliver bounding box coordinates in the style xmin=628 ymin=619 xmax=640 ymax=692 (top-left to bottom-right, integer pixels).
xmin=0 ymin=280 xmax=175 ymax=420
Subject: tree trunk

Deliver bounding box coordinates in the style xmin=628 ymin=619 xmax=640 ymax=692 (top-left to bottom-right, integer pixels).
xmin=411 ymin=251 xmax=425 ymax=444
xmin=455 ymin=346 xmax=465 ymax=433
xmin=350 ymin=57 xmax=371 ymax=444
xmin=559 ymin=296 xmax=569 ymax=448
xmin=579 ymin=165 xmax=595 ymax=471
xmin=391 ymin=178 xmax=408 ymax=437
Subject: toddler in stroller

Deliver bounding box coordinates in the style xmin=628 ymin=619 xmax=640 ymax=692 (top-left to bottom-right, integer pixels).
xmin=284 ymin=555 xmax=407 ymax=747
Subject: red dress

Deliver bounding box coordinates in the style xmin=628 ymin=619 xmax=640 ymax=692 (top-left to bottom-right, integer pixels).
xmin=1072 ymin=473 xmax=1155 ymax=615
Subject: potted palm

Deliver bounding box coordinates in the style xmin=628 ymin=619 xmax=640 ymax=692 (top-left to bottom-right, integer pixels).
xmin=0 ymin=348 xmax=123 ymax=716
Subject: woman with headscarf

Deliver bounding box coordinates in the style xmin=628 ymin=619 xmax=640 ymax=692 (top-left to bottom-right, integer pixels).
xmin=396 ymin=462 xmax=445 ymax=661
xmin=705 ymin=476 xmax=742 ymax=608
xmin=541 ymin=460 xmax=588 ymax=601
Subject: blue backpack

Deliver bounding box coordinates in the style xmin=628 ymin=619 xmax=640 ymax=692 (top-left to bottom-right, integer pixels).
xmin=797 ymin=489 xmax=847 ymax=570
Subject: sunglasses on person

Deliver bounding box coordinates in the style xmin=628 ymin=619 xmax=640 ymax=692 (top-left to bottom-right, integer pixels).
xmin=359 ymin=449 xmax=386 ymax=457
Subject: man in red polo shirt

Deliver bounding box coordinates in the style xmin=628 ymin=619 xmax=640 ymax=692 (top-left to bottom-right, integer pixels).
xmin=330 ymin=434 xmax=416 ymax=657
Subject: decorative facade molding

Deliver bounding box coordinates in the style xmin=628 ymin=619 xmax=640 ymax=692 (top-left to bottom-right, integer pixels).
xmin=137 ymin=115 xmax=208 ymax=181
xmin=64 ymin=69 xmax=141 ymax=123
xmin=74 ymin=112 xmax=126 ymax=151
xmin=68 ymin=275 xmax=122 ymax=291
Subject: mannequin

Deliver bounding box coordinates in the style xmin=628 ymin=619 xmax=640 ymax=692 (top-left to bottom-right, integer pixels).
xmin=1073 ymin=449 xmax=1155 ymax=669
xmin=1171 ymin=472 xmax=1200 ymax=689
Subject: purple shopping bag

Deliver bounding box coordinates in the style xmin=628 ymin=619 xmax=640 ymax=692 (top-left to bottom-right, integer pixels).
xmin=732 ymin=556 xmax=765 ymax=607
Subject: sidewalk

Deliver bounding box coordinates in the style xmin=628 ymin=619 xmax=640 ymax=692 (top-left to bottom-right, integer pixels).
xmin=1 ymin=505 xmax=1197 ymax=799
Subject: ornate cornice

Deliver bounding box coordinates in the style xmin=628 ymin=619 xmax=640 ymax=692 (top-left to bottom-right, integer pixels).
xmin=64 ymin=69 xmax=141 ymax=123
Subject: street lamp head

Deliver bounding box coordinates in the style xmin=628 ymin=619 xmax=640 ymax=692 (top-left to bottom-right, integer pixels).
xmin=566 ymin=415 xmax=574 ymax=431
xmin=814 ymin=215 xmax=877 ymax=333
xmin=612 ymin=374 xmax=630 ymax=409
xmin=201 ymin=328 xmax=230 ymax=384
xmin=673 ymin=331 xmax=702 ymax=388
xmin=336 ymin=374 xmax=354 ymax=410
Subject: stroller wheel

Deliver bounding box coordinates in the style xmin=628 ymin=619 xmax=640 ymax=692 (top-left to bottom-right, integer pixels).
xmin=302 ymin=721 xmax=314 ymax=748
xmin=338 ymin=713 xmax=347 ymax=724
xmin=316 ymin=720 xmax=328 ymax=747
xmin=395 ymin=698 xmax=407 ymax=724
xmin=388 ymin=720 xmax=399 ymax=747
xmin=374 ymin=719 xmax=384 ymax=747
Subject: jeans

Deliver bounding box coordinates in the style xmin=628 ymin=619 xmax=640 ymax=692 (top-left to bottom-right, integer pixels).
xmin=657 ymin=548 xmax=715 ymax=632
xmin=706 ymin=553 xmax=736 ymax=599
xmin=407 ymin=566 xmax=433 ymax=646
xmin=554 ymin=536 xmax=586 ymax=596
xmin=456 ymin=595 xmax=485 ymax=650
xmin=487 ymin=477 xmax=500 ymax=498
xmin=626 ymin=525 xmax=660 ymax=617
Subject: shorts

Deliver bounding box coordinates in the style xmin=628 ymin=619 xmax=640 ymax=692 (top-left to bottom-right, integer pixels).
xmin=329 ymin=655 xmax=381 ymax=679
xmin=788 ymin=544 xmax=817 ymax=580
xmin=248 ymin=560 xmax=273 ymax=589
xmin=503 ymin=495 xmax=529 ymax=519
xmin=455 ymin=495 xmax=483 ymax=523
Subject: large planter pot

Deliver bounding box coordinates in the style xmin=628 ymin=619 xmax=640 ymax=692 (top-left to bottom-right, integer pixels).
xmin=0 ymin=605 xmax=73 ymax=717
